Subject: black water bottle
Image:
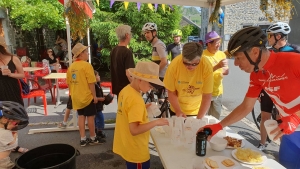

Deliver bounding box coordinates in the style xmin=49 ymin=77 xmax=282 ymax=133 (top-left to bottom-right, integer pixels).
xmin=196 ymin=128 xmax=212 ymax=156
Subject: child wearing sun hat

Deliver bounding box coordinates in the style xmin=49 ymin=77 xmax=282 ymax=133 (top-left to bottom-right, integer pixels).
xmin=113 ymin=61 xmax=169 ymax=169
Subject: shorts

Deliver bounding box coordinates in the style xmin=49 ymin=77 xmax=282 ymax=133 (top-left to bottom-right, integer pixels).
xmin=126 ymin=159 xmax=150 ymax=169
xmin=77 ymin=100 xmax=97 ymax=116
xmin=207 ymin=95 xmax=222 ymax=120
xmin=279 ymin=131 xmax=300 ymax=169
xmin=67 ymin=95 xmax=73 ymax=109
xmin=0 ymin=157 xmax=15 ymax=169
xmin=260 ymin=90 xmax=274 ymax=113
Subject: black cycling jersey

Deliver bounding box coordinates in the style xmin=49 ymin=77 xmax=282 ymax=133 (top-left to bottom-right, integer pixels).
xmin=166 ymin=43 xmax=183 ymax=60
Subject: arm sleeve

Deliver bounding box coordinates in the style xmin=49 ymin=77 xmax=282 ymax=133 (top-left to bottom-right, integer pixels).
xmin=163 ymin=64 xmax=176 ymax=92
xmin=124 ymin=50 xmax=135 ymax=69
xmin=202 ymin=57 xmax=214 ymax=93
xmin=156 ymin=43 xmax=168 ymax=59
xmin=0 ymin=131 xmax=14 ymax=146
xmin=86 ymin=64 xmax=96 ymax=83
xmin=245 ymin=73 xmax=263 ymax=98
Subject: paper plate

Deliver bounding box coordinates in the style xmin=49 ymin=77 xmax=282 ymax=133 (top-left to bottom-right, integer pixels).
xmin=231 ymin=149 xmax=267 ymax=165
xmin=204 ymin=156 xmax=240 ymax=169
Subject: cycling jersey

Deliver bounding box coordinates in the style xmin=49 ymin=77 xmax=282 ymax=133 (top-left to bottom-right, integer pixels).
xmin=246 ymin=51 xmax=300 ymax=119
xmin=269 ymin=43 xmax=300 ymax=53
xmin=151 ymin=39 xmax=168 ymax=77
xmin=166 ymin=43 xmax=183 ymax=60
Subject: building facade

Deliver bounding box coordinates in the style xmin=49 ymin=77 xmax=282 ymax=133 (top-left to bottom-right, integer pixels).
xmin=201 ymin=0 xmax=289 ymax=50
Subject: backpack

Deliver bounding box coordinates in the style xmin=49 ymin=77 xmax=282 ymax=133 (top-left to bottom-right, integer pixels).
xmin=19 ymin=79 xmax=30 ymax=95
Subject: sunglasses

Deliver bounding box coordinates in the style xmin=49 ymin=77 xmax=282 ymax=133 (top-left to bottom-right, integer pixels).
xmin=183 ymin=61 xmax=200 ymax=67
xmin=267 ymin=34 xmax=274 ymax=39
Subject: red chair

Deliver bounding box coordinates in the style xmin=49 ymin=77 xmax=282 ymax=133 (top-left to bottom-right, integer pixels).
xmin=19 ymin=79 xmax=48 ymax=116
xmin=33 ymin=62 xmax=54 ymax=103
xmin=53 ymin=69 xmax=68 ymax=100
xmin=21 ymin=62 xmax=30 ymax=79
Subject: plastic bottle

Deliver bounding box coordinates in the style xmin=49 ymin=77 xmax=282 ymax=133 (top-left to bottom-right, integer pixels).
xmin=195 ymin=128 xmax=212 ymax=156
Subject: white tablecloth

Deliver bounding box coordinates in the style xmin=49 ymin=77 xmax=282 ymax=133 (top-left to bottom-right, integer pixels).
xmin=150 ymin=121 xmax=285 ymax=169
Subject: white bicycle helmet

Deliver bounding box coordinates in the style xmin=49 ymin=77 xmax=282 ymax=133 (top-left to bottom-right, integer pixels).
xmin=267 ymin=22 xmax=291 ymax=35
xmin=142 ymin=23 xmax=157 ymax=32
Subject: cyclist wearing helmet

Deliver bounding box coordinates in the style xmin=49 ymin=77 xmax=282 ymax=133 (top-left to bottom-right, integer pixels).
xmin=167 ymin=29 xmax=184 ymax=60
xmin=203 ymin=31 xmax=229 ymax=120
xmin=0 ymin=101 xmax=29 ymax=169
xmin=257 ymin=22 xmax=300 ymax=150
xmin=142 ymin=22 xmax=168 ymax=100
xmin=198 ymin=26 xmax=300 ymax=169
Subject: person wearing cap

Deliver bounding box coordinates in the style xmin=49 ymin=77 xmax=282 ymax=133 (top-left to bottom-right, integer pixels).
xmin=167 ymin=29 xmax=184 ymax=60
xmin=110 ymin=24 xmax=135 ymax=99
xmin=164 ymin=42 xmax=213 ymax=118
xmin=0 ymin=101 xmax=29 ymax=169
xmin=198 ymin=26 xmax=300 ymax=169
xmin=257 ymin=22 xmax=300 ymax=150
xmin=142 ymin=22 xmax=168 ymax=101
xmin=67 ymin=43 xmax=102 ymax=146
xmin=202 ymin=31 xmax=229 ymax=119
xmin=113 ymin=61 xmax=168 ymax=169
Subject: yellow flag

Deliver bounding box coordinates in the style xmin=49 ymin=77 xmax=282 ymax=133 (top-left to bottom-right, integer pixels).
xmin=162 ymin=4 xmax=165 ymax=13
xmin=148 ymin=3 xmax=153 ymax=11
xmin=96 ymin=0 xmax=99 ymax=6
xmin=124 ymin=1 xmax=129 ymax=10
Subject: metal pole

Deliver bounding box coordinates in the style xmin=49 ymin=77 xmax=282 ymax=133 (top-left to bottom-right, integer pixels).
xmin=87 ymin=28 xmax=91 ymax=63
xmin=66 ymin=17 xmax=72 ymax=63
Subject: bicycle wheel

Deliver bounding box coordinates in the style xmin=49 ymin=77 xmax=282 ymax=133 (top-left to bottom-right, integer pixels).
xmin=91 ymin=57 xmax=102 ymax=71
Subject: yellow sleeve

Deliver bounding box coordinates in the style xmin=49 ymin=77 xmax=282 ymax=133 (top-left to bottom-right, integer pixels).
xmin=128 ymin=103 xmax=146 ymax=124
xmin=163 ymin=63 xmax=176 ymax=92
xmin=85 ymin=64 xmax=96 ymax=84
xmin=202 ymin=57 xmax=214 ymax=93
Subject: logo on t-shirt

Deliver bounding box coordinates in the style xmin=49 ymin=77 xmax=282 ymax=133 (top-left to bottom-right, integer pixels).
xmin=72 ymin=73 xmax=76 ymax=79
xmin=183 ymin=85 xmax=200 ymax=94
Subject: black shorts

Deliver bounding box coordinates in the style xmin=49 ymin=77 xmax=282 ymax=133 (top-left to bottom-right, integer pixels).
xmin=77 ymin=100 xmax=97 ymax=116
xmin=260 ymin=90 xmax=274 ymax=113
xmin=67 ymin=96 xmax=73 ymax=109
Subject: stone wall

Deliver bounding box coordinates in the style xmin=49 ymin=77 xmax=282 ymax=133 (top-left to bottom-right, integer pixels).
xmin=288 ymin=0 xmax=300 ymax=46
xmin=201 ymin=0 xmax=275 ymax=51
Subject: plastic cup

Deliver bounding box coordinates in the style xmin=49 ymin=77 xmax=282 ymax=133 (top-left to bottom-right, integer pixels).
xmin=1 ymin=65 xmax=8 ymax=75
xmin=209 ymin=118 xmax=217 ymax=124
xmin=264 ymin=119 xmax=279 ymax=141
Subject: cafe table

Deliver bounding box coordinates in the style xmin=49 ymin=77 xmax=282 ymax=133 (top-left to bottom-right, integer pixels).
xmin=42 ymin=73 xmax=66 ymax=107
xmin=150 ymin=116 xmax=286 ymax=169
xmin=23 ymin=67 xmax=44 ymax=72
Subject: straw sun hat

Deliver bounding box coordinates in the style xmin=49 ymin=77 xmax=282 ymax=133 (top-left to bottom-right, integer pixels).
xmin=128 ymin=61 xmax=164 ymax=87
xmin=72 ymin=43 xmax=89 ymax=58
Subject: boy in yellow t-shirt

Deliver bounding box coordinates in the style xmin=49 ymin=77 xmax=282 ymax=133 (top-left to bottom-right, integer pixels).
xmin=113 ymin=61 xmax=168 ymax=169
xmin=67 ymin=43 xmax=101 ymax=146
xmin=164 ymin=42 xmax=213 ymax=118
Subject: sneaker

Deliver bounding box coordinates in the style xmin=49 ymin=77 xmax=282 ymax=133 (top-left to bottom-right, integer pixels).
xmin=80 ymin=139 xmax=89 ymax=147
xmin=58 ymin=122 xmax=67 ymax=129
xmin=96 ymin=131 xmax=107 ymax=139
xmin=257 ymin=143 xmax=266 ymax=150
xmin=88 ymin=137 xmax=106 ymax=145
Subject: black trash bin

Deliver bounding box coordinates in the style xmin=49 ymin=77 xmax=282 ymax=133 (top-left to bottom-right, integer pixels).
xmin=15 ymin=144 xmax=79 ymax=169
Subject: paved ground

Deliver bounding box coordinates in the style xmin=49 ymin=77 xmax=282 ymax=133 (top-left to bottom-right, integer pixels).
xmin=10 ymin=87 xmax=279 ymax=169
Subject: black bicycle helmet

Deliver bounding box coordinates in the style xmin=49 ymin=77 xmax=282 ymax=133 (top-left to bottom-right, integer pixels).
xmin=0 ymin=101 xmax=29 ymax=130
xmin=226 ymin=26 xmax=267 ymax=72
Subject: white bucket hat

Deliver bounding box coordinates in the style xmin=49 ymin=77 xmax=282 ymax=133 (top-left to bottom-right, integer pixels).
xmin=128 ymin=61 xmax=164 ymax=87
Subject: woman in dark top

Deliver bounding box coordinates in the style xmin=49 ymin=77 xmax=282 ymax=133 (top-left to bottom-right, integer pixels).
xmin=0 ymin=36 xmax=28 ymax=153
xmin=0 ymin=38 xmax=25 ymax=105
xmin=45 ymin=48 xmax=59 ymax=71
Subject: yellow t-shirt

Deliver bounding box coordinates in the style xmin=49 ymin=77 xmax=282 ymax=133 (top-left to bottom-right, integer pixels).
xmin=203 ymin=50 xmax=227 ymax=96
xmin=113 ymin=85 xmax=150 ymax=163
xmin=164 ymin=55 xmax=213 ymax=115
xmin=67 ymin=60 xmax=96 ymax=110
